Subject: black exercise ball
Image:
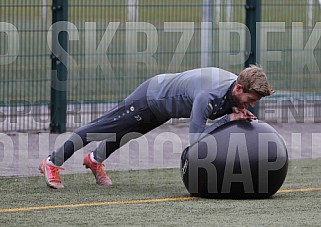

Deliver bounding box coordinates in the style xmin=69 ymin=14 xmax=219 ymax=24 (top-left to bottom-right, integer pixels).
xmin=181 ymin=120 xmax=288 ymax=199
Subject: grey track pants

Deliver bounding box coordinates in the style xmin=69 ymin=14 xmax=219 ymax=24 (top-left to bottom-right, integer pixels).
xmin=50 ymin=79 xmax=170 ymax=166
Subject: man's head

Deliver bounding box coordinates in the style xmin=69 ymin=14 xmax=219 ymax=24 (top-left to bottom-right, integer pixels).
xmin=232 ymin=65 xmax=275 ymax=109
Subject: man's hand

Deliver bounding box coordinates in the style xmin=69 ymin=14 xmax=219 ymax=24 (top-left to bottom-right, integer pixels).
xmin=230 ymin=107 xmax=257 ymax=121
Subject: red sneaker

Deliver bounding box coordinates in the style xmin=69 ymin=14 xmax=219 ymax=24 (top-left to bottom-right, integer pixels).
xmin=38 ymin=159 xmax=64 ymax=189
xmin=83 ymin=153 xmax=113 ymax=186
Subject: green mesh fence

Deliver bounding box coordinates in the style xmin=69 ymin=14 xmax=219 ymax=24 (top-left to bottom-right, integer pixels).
xmin=0 ymin=0 xmax=52 ymax=131
xmin=68 ymin=0 xmax=204 ymax=103
xmin=259 ymin=0 xmax=321 ymax=123
xmin=0 ymin=0 xmax=320 ymax=132
xmin=261 ymin=0 xmax=321 ymax=95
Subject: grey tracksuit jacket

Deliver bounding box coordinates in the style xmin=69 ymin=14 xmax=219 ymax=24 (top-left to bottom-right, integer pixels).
xmin=146 ymin=67 xmax=237 ymax=144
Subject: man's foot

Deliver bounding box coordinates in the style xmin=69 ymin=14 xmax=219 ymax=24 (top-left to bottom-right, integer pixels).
xmin=83 ymin=153 xmax=113 ymax=186
xmin=38 ymin=159 xmax=64 ymax=189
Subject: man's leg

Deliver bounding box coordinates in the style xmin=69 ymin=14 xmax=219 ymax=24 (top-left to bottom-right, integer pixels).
xmin=39 ymin=102 xmax=125 ymax=187
xmin=39 ymin=78 xmax=165 ymax=188
xmin=93 ymin=113 xmax=168 ymax=163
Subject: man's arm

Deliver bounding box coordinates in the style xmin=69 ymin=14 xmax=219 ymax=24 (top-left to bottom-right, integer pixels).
xmin=189 ymin=92 xmax=219 ymax=144
xmin=189 ymin=109 xmax=257 ymax=145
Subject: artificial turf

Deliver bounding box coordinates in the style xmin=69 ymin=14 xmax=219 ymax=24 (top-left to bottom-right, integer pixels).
xmin=1 ymin=158 xmax=321 ymax=226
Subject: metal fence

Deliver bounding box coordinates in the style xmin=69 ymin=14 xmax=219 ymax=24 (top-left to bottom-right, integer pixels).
xmin=0 ymin=0 xmax=52 ymax=132
xmin=0 ymin=0 xmax=320 ymax=132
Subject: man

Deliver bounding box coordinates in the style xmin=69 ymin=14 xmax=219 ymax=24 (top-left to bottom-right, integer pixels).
xmin=39 ymin=65 xmax=275 ymax=189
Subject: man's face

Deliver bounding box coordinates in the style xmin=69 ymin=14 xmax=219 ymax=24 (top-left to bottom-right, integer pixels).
xmin=232 ymin=84 xmax=262 ymax=110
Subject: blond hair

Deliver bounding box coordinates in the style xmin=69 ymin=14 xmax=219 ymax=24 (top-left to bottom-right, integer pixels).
xmin=236 ymin=65 xmax=275 ymax=97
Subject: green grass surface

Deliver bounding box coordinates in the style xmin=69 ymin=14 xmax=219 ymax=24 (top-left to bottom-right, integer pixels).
xmin=1 ymin=158 xmax=321 ymax=226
